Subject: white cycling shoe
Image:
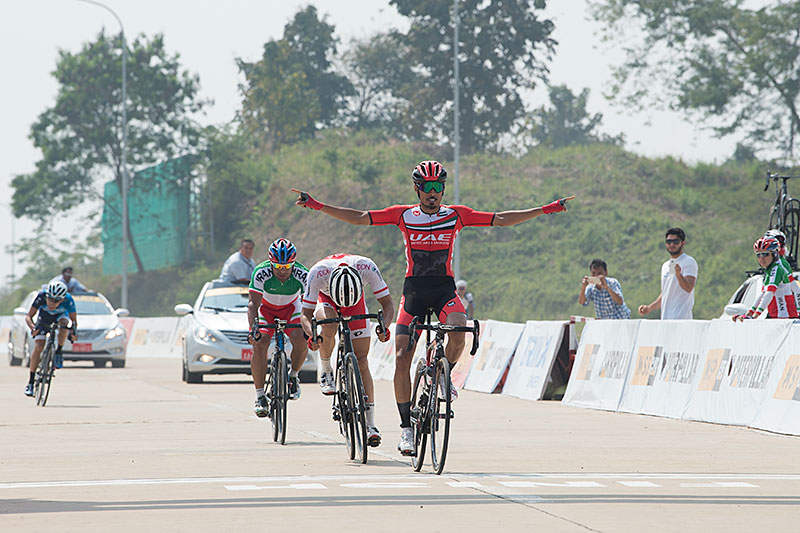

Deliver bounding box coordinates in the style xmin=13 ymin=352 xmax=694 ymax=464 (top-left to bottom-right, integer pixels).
xmin=397 ymin=427 xmax=414 ymax=456
xmin=319 ymin=372 xmax=335 ymax=396
xmin=367 ymin=426 xmax=382 ymax=447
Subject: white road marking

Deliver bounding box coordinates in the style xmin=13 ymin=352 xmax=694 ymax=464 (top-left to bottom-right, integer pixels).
xmin=340 ymin=482 xmax=430 ymax=489
xmin=499 ymin=481 xmax=606 ymax=488
xmin=447 ymin=481 xmax=486 ymax=488
xmin=618 ymin=481 xmax=661 ymax=487
xmin=225 ymin=483 xmax=327 ymax=491
xmin=0 ymin=473 xmax=788 ymax=491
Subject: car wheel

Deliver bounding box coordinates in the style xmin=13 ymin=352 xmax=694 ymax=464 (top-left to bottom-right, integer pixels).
xmin=186 ymin=368 xmax=203 ymax=384
xmin=8 ymin=337 xmax=22 ymax=366
xmin=299 ymin=369 xmax=317 ymax=383
xmin=94 ymin=360 xmax=107 ymax=368
xmin=23 ymin=335 xmax=31 ymax=367
xmin=111 ymin=359 xmax=125 ymax=368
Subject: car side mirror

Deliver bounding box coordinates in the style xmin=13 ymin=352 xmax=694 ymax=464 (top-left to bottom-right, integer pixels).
xmin=174 ymin=303 xmax=193 ymax=316
xmin=724 ymin=303 xmax=749 ymax=316
xmin=113 ymin=308 xmax=130 ymax=317
xmin=13 ymin=307 xmax=27 ymax=316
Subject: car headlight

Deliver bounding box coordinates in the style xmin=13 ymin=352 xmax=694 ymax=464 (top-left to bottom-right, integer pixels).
xmin=194 ymin=325 xmax=221 ymax=343
xmin=105 ymin=326 xmax=125 ymax=340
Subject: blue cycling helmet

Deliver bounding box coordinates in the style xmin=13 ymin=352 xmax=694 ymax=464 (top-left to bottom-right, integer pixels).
xmin=268 ymin=238 xmax=297 ymax=264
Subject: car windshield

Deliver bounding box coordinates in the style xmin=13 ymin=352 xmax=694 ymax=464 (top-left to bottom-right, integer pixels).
xmin=201 ymin=286 xmax=249 ymax=312
xmin=73 ymin=294 xmax=113 ymax=315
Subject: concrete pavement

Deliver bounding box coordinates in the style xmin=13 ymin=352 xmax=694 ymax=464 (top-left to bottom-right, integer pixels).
xmin=2 ymin=357 xmax=799 ymax=532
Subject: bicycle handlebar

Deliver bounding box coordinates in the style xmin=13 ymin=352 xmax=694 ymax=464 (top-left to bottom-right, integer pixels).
xmin=249 ymin=321 xmax=262 ymax=342
xmin=310 ymin=311 xmax=385 ymax=346
xmin=406 ymin=317 xmax=481 ymax=356
xmin=765 ymin=171 xmax=800 ymax=191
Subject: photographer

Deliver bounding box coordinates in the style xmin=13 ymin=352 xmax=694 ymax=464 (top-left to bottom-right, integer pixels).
xmin=579 ymin=258 xmax=631 ymax=319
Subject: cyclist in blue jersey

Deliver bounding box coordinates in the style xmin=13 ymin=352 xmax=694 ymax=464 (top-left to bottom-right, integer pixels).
xmin=23 ymin=280 xmax=78 ymax=396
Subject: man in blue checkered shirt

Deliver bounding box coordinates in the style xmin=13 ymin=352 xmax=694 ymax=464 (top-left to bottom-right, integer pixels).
xmin=578 ymin=259 xmax=631 ymax=319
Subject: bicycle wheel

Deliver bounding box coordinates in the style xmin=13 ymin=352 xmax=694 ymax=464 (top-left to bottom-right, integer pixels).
xmin=429 ymin=356 xmax=452 ymax=475
xmin=271 ymin=351 xmax=289 ymax=444
xmin=345 ymin=353 xmax=368 ymax=464
xmin=783 ymin=204 xmax=800 ymax=268
xmin=410 ymin=359 xmax=429 ymax=472
xmin=36 ymin=343 xmax=54 ymax=407
xmin=336 ymin=360 xmax=356 ymax=460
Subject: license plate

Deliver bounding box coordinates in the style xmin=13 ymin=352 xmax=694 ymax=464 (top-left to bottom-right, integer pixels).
xmin=73 ymin=343 xmax=92 ymax=352
xmin=241 ymin=348 xmax=253 ymax=361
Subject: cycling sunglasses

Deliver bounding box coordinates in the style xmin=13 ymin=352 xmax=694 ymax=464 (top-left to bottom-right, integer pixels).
xmin=755 ymin=252 xmax=773 ymax=258
xmin=273 ymin=262 xmax=294 ymax=271
xmin=46 ymin=296 xmax=64 ymax=303
xmin=418 ymin=181 xmax=444 ymax=193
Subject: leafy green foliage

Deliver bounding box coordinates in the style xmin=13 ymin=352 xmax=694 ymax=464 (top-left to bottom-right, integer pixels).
xmin=238 ymin=6 xmax=352 ymax=150
xmin=591 ymin=0 xmax=800 ymax=161
xmin=11 ymin=31 xmax=206 ymax=272
xmin=527 ymin=85 xmax=624 ymax=148
xmin=389 ymin=0 xmax=556 ymax=153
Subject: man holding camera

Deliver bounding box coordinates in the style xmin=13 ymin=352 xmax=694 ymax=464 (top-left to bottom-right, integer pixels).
xmin=579 ymin=258 xmax=631 ymax=319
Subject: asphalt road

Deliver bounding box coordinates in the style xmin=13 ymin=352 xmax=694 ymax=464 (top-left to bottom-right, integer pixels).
xmin=2 ymin=357 xmax=799 ymax=532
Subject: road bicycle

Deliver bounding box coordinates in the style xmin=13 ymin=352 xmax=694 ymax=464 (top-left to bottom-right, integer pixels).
xmin=765 ymin=171 xmax=800 ymax=268
xmin=32 ymin=322 xmax=67 ymax=407
xmin=311 ymin=310 xmax=386 ymax=464
xmin=251 ymin=319 xmax=301 ymax=445
xmin=406 ymin=309 xmax=480 ymax=474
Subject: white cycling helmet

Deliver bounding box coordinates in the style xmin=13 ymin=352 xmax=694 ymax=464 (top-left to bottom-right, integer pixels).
xmin=329 ymin=264 xmax=363 ymax=308
xmin=46 ymin=280 xmax=68 ymax=300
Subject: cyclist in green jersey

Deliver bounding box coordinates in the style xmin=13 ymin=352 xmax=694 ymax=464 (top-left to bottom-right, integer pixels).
xmin=247 ymin=238 xmax=309 ymax=417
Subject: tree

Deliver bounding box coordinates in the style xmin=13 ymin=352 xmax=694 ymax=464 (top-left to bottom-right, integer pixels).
xmin=528 ymin=85 xmax=623 ymax=148
xmin=390 ymin=0 xmax=555 ymax=153
xmin=340 ymin=33 xmax=413 ymax=132
xmin=12 ymin=31 xmax=206 ymax=273
xmin=238 ymin=6 xmax=352 ymax=149
xmin=591 ymin=0 xmax=800 ymax=161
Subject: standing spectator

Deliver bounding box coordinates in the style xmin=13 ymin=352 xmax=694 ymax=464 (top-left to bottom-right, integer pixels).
xmin=578 ymin=259 xmax=630 ymax=319
xmin=220 ymin=239 xmax=256 ymax=283
xmin=638 ymin=228 xmax=698 ymax=319
xmin=455 ymin=279 xmax=475 ymax=319
xmin=50 ymin=266 xmax=87 ymax=293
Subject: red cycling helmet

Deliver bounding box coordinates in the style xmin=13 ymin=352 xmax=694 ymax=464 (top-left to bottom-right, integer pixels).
xmin=412 ymin=160 xmax=447 ymax=183
xmin=754 ymin=236 xmax=780 ymax=255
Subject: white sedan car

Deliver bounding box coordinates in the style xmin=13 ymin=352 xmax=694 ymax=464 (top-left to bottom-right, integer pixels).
xmin=175 ymin=280 xmax=317 ymax=384
xmin=8 ymin=290 xmax=129 ymax=367
xmin=721 ymin=269 xmax=800 ymax=318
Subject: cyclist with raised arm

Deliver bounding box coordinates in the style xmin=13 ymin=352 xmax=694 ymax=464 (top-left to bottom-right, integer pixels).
xmin=247 ymin=238 xmax=309 ymax=417
xmin=734 ymin=236 xmax=799 ymax=321
xmin=292 ymin=160 xmax=573 ymax=455
xmin=23 ymin=280 xmax=78 ymax=396
xmin=301 ymin=256 xmax=394 ymax=447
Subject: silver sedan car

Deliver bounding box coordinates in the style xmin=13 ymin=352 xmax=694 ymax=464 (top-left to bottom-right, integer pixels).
xmin=8 ymin=290 xmax=129 ymax=368
xmin=175 ymin=280 xmax=317 ymax=384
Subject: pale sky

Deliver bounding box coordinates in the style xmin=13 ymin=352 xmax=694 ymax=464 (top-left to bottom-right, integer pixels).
xmin=0 ymin=0 xmax=742 ymax=288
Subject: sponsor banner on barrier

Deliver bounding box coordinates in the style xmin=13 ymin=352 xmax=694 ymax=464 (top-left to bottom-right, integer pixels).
xmin=751 ymin=323 xmax=800 ymax=435
xmin=464 ymin=320 xmax=524 ymax=393
xmin=618 ymin=320 xmax=708 ymax=418
xmin=451 ymin=322 xmax=483 ymax=389
xmin=502 ymin=321 xmax=566 ymax=401
xmin=0 ymin=316 xmax=12 ymax=355
xmin=682 ymin=319 xmax=792 ymax=426
xmin=127 ymin=317 xmax=181 ymax=358
xmin=562 ymin=320 xmax=641 ymax=411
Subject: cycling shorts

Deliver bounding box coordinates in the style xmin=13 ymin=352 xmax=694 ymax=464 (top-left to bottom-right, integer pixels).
xmin=33 ymin=312 xmax=69 ymax=341
xmin=317 ymin=292 xmax=371 ymax=341
xmin=258 ymin=299 xmax=302 ymax=339
xmin=395 ymin=276 xmax=466 ymax=336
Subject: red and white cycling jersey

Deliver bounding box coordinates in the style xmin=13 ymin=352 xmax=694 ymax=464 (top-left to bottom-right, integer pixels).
xmin=368 ymin=204 xmax=495 ymax=277
xmin=301 ymin=253 xmax=390 ymax=310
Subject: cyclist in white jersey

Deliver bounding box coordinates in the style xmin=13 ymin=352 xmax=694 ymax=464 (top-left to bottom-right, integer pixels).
xmin=301 ymin=254 xmax=394 ymax=447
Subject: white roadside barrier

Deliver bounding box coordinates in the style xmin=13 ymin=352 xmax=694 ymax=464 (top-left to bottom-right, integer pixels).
xmin=0 ymin=316 xmax=12 ymax=356
xmin=463 ymin=320 xmax=524 ymax=393
xmin=563 ymin=318 xmax=800 ymax=436
xmin=126 ymin=317 xmax=181 ymax=358
xmin=502 ymin=321 xmax=569 ymax=401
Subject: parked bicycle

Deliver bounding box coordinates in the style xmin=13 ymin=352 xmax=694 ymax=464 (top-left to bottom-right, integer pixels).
xmin=765 ymin=171 xmax=800 ymax=268
xmin=311 ymin=310 xmax=386 ymax=464
xmin=250 ymin=319 xmax=301 ymax=445
xmin=33 ymin=322 xmax=62 ymax=407
xmin=406 ymin=309 xmax=480 ymax=474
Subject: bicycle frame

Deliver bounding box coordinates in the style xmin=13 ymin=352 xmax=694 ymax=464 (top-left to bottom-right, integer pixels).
xmin=34 ymin=321 xmax=61 ymax=407
xmin=765 ymin=171 xmax=800 ymax=268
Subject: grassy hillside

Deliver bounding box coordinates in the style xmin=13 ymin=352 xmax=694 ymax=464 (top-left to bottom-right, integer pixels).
xmin=3 ymin=131 xmax=775 ymax=320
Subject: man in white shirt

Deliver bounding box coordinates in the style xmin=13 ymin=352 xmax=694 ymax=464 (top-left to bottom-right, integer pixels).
xmin=638 ymin=227 xmax=698 ymax=319
xmin=220 ymin=239 xmax=256 ymax=283
xmin=49 ymin=266 xmax=87 ymax=293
